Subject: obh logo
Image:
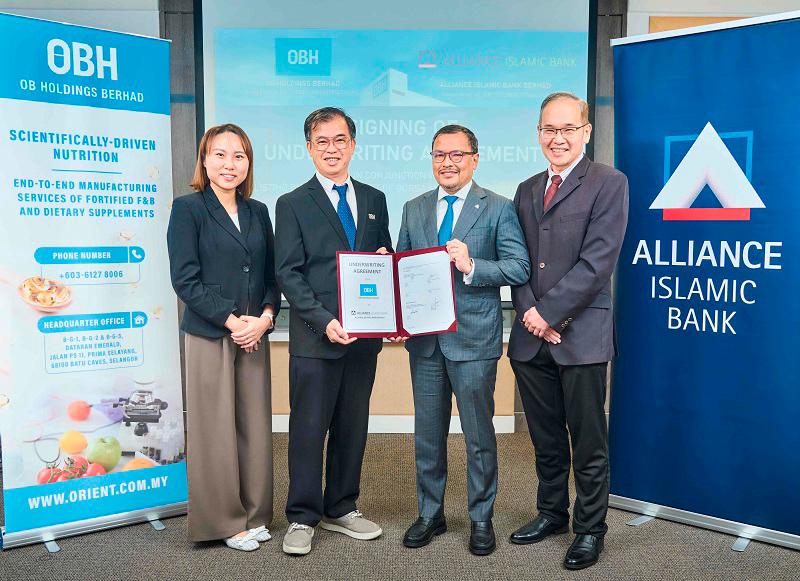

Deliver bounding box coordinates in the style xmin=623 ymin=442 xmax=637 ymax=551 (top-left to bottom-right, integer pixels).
xmin=275 ymin=38 xmax=331 ymax=76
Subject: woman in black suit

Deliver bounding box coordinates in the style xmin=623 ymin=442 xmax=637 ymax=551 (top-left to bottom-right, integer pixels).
xmin=167 ymin=124 xmax=279 ymax=551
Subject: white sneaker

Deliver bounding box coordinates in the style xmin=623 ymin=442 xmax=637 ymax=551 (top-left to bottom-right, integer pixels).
xmin=283 ymin=523 xmax=314 ymax=555
xmin=319 ymin=510 xmax=382 ymax=540
xmin=225 ymin=533 xmax=259 ymax=552
xmin=248 ymin=525 xmax=272 ymax=542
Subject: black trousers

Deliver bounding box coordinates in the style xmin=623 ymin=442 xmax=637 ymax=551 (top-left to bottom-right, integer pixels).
xmin=510 ymin=343 xmax=609 ymax=536
xmin=285 ymin=349 xmax=377 ymax=526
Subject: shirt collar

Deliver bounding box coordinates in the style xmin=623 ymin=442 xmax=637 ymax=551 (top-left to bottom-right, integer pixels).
xmin=548 ymin=154 xmax=584 ymax=182
xmin=437 ymin=180 xmax=473 ymax=202
xmin=316 ymin=172 xmax=352 ymax=194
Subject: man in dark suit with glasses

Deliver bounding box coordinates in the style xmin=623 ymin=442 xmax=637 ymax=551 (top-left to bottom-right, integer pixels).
xmin=275 ymin=107 xmax=393 ymax=556
xmin=508 ymin=92 xmax=628 ymax=570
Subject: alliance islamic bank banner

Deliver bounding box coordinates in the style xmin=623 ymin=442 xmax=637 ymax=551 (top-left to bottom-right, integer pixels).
xmin=609 ymin=15 xmax=800 ymax=547
xmin=0 ymin=13 xmax=186 ymax=548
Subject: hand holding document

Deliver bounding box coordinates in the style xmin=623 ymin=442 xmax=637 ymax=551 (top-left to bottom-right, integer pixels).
xmin=337 ymin=247 xmax=457 ymax=338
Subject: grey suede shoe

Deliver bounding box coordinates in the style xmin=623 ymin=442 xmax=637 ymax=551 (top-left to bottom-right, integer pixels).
xmin=319 ymin=510 xmax=383 ymax=540
xmin=282 ymin=523 xmax=314 ymax=555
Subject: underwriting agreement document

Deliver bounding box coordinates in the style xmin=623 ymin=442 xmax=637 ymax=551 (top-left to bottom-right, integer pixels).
xmin=337 ymin=252 xmax=397 ymax=335
xmin=337 ymin=247 xmax=457 ymax=338
xmin=396 ymin=250 xmax=456 ymax=336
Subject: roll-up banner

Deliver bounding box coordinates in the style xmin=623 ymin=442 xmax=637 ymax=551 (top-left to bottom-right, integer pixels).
xmin=610 ymin=13 xmax=800 ymax=550
xmin=0 ymin=13 xmax=187 ymax=549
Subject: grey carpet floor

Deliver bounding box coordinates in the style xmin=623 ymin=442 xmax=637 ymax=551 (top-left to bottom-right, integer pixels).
xmin=1 ymin=432 xmax=798 ymax=580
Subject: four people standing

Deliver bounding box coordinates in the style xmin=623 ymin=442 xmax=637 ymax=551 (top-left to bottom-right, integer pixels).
xmin=169 ymin=95 xmax=627 ymax=570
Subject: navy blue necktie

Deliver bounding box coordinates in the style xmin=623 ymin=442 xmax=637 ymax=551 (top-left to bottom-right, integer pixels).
xmin=334 ymin=183 xmax=357 ymax=249
xmin=438 ymin=195 xmax=459 ymax=246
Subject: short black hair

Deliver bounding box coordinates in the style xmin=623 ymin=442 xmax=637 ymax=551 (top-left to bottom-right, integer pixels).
xmin=304 ymin=107 xmax=356 ymax=141
xmin=431 ymin=124 xmax=478 ymax=153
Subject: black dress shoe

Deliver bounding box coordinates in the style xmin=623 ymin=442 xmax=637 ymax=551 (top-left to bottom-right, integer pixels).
xmin=403 ymin=516 xmax=447 ymax=548
xmin=563 ymin=534 xmax=604 ymax=570
xmin=509 ymin=515 xmax=568 ymax=544
xmin=469 ymin=520 xmax=496 ymax=556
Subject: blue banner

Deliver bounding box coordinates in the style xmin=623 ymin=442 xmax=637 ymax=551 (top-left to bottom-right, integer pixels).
xmin=4 ymin=462 xmax=187 ymax=533
xmin=0 ymin=13 xmax=169 ymax=114
xmin=610 ymin=18 xmax=800 ymax=538
xmin=0 ymin=14 xmax=185 ymax=547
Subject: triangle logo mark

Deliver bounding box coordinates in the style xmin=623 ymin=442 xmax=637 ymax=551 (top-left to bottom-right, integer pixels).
xmin=650 ymin=122 xmax=765 ymax=220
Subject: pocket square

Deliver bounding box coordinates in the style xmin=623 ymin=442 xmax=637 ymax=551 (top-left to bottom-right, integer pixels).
xmin=368 ymin=213 xmax=376 ymax=220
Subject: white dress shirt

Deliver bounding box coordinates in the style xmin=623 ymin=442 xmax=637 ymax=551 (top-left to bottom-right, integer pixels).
xmin=436 ymin=181 xmax=476 ymax=284
xmin=228 ymin=212 xmax=240 ymax=231
xmin=546 ymin=153 xmax=584 ymax=192
xmin=316 ymin=172 xmax=357 ymax=220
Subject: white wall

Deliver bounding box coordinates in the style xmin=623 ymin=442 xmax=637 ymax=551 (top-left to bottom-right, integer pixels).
xmin=627 ymin=0 xmax=800 ymax=36
xmin=0 ymin=0 xmax=159 ymax=37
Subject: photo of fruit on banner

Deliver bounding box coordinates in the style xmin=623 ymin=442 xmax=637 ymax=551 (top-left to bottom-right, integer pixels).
xmin=0 ymin=375 xmax=185 ymax=491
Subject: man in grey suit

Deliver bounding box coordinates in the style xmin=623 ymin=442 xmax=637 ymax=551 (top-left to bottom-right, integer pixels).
xmin=507 ymin=92 xmax=628 ymax=570
xmin=396 ymin=125 xmax=530 ymax=556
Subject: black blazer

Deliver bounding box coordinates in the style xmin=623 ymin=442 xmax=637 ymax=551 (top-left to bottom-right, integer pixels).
xmin=508 ymin=157 xmax=628 ymax=365
xmin=275 ymin=176 xmax=393 ymax=359
xmin=167 ymin=187 xmax=281 ymax=339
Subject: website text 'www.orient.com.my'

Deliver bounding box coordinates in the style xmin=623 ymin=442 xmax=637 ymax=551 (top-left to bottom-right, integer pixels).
xmin=27 ymin=476 xmax=169 ymax=509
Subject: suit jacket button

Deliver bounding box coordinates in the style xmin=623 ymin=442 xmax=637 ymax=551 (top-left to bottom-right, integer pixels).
xmin=242 ymin=265 xmax=250 ymax=273
xmin=539 ymin=262 xmax=546 ymax=269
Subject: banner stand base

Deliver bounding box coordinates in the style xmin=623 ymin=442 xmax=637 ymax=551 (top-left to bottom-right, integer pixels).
xmin=44 ymin=540 xmax=60 ymax=553
xmin=626 ymin=515 xmax=654 ymax=527
xmin=148 ymin=518 xmax=166 ymax=531
xmin=1 ymin=502 xmax=187 ymax=550
xmin=610 ymin=495 xmax=800 ymax=551
xmin=732 ymin=537 xmax=751 ymax=552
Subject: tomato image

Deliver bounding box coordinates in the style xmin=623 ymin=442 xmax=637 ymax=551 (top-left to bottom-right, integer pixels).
xmin=67 ymin=400 xmax=91 ymax=421
xmin=36 ymin=467 xmax=60 ymax=484
xmin=83 ymin=463 xmax=107 ymax=477
xmin=65 ymin=455 xmax=89 ymax=476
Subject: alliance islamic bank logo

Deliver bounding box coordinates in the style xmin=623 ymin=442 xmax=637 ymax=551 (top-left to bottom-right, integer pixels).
xmin=650 ymin=123 xmax=764 ymax=220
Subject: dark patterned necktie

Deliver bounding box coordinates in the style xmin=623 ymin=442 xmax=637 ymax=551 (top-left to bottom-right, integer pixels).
xmin=543 ymin=174 xmax=562 ymax=211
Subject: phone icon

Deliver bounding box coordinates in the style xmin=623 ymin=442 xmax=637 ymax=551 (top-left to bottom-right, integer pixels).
xmin=129 ymin=247 xmax=145 ymax=262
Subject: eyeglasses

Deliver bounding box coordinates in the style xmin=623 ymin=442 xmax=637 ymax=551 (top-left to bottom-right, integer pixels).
xmin=538 ymin=123 xmax=589 ymax=138
xmin=430 ymin=150 xmax=477 ymax=164
xmin=310 ymin=136 xmax=351 ymax=151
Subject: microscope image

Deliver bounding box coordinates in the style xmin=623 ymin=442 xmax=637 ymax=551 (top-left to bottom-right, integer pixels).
xmin=114 ymin=390 xmax=168 ymax=437
xmin=112 ymin=387 xmax=183 ymax=464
